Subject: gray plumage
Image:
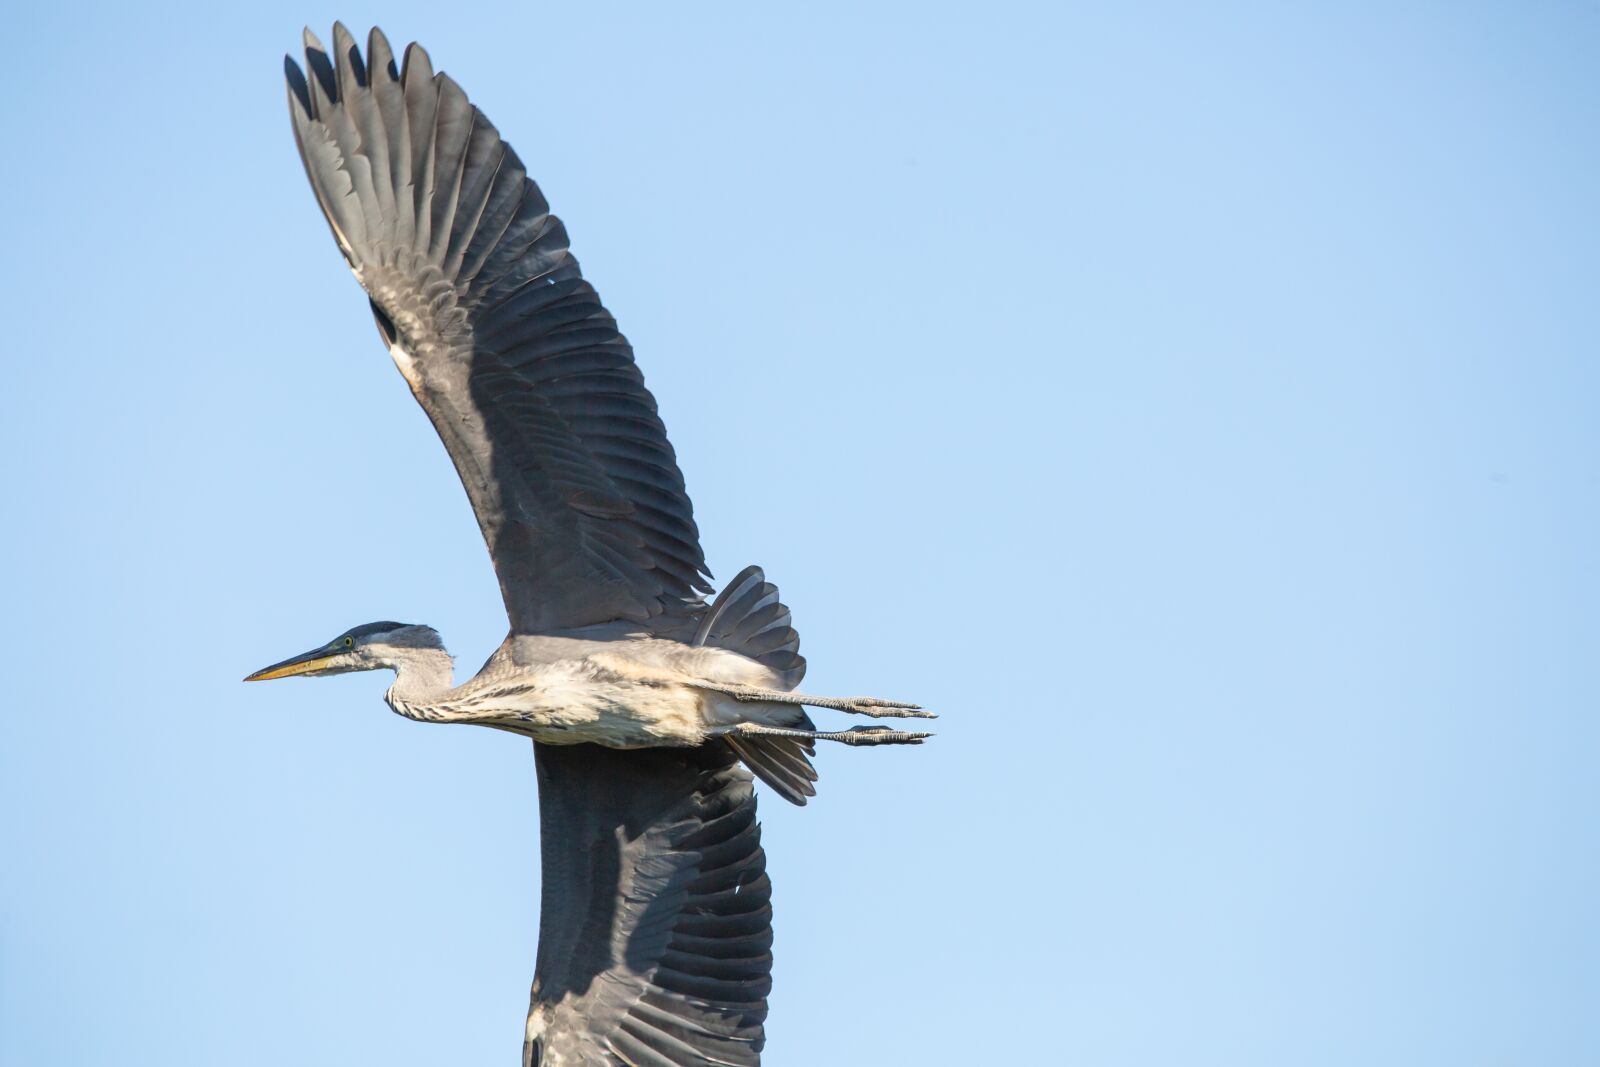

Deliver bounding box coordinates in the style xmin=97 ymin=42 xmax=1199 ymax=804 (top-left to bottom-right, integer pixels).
xmin=287 ymin=22 xmax=707 ymax=635
xmin=255 ymin=24 xmax=932 ymax=1067
xmin=528 ymin=744 xmax=770 ymax=1067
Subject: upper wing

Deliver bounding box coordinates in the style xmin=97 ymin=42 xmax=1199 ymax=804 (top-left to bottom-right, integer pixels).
xmin=285 ymin=25 xmax=711 ymax=633
xmin=527 ymin=742 xmax=771 ymax=1067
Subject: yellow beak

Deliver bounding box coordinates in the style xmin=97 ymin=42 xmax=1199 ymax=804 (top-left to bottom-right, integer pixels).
xmin=243 ymin=651 xmax=340 ymax=682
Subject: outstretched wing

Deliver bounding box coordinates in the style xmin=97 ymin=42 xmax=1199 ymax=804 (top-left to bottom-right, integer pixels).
xmin=527 ymin=742 xmax=772 ymax=1067
xmin=286 ymin=25 xmax=711 ymax=634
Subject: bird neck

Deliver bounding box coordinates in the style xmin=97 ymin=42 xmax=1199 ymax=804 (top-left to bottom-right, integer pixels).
xmin=384 ymin=647 xmax=456 ymax=709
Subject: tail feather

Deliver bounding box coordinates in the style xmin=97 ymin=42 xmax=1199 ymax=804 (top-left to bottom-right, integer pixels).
xmin=701 ymin=566 xmax=814 ymax=804
xmin=724 ymin=733 xmax=818 ymax=807
xmin=694 ymin=566 xmax=806 ymax=690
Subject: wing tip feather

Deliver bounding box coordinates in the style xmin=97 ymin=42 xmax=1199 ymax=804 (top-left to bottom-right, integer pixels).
xmin=284 ymin=54 xmax=311 ymax=117
xmin=401 ymin=40 xmax=435 ymax=86
xmin=331 ymin=22 xmax=366 ymax=89
xmin=367 ymin=26 xmax=399 ymax=81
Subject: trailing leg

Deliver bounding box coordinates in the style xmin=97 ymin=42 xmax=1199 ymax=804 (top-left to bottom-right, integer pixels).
xmin=704 ymin=683 xmax=935 ymax=720
xmin=724 ymin=722 xmax=933 ymax=747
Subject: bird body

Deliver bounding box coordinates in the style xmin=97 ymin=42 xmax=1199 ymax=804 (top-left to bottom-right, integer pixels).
xmin=383 ymin=628 xmax=805 ymax=748
xmin=250 ymin=24 xmax=929 ymax=1065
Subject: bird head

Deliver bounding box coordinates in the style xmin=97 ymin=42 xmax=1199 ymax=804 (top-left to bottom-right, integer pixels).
xmin=244 ymin=622 xmax=444 ymax=681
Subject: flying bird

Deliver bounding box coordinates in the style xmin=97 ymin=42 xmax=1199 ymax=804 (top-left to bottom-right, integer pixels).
xmin=248 ymin=24 xmax=931 ymax=1067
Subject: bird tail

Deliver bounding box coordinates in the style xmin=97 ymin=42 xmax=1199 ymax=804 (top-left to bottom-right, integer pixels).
xmin=697 ymin=567 xmax=815 ymax=804
xmin=694 ymin=566 xmax=806 ymax=689
xmin=724 ymin=731 xmax=819 ymax=807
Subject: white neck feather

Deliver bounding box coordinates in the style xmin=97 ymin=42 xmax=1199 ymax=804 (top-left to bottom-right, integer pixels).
xmin=384 ymin=647 xmax=456 ymax=713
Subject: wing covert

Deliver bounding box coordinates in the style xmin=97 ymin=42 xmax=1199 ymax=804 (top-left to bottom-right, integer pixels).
xmin=286 ymin=25 xmax=711 ymax=633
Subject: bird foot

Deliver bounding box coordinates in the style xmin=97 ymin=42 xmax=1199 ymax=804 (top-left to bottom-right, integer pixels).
xmin=840 ymin=696 xmax=936 ymax=719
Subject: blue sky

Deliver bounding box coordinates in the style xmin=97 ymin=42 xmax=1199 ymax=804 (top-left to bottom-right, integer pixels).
xmin=2 ymin=3 xmax=1596 ymax=1064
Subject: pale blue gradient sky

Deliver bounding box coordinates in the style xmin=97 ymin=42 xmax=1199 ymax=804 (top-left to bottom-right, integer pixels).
xmin=2 ymin=3 xmax=1596 ymax=1065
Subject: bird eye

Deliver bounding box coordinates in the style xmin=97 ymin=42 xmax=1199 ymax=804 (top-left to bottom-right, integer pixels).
xmin=343 ymin=636 xmax=355 ymax=649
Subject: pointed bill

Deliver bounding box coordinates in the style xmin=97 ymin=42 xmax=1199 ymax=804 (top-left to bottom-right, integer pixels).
xmin=244 ymin=648 xmax=341 ymax=682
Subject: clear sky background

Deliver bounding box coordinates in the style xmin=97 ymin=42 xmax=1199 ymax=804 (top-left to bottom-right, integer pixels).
xmin=2 ymin=3 xmax=1595 ymax=1065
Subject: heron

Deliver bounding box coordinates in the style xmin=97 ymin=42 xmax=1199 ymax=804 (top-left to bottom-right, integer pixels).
xmin=247 ymin=25 xmax=931 ymax=1067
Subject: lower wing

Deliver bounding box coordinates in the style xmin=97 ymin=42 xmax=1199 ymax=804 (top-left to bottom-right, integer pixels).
xmin=526 ymin=742 xmax=772 ymax=1066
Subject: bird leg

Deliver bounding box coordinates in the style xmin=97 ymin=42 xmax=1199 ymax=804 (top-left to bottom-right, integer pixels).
xmin=727 ymin=722 xmax=933 ymax=746
xmin=704 ymin=684 xmax=936 ymax=719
